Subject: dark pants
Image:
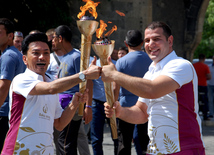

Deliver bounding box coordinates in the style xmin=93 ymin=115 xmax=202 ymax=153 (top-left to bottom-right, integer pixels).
xmin=198 ymin=86 xmax=209 ymax=120
xmin=58 ymin=119 xmax=82 ymax=155
xmin=134 ymin=123 xmax=149 ymax=155
xmin=0 ymin=116 xmax=9 ymax=152
xmin=117 ymin=119 xmax=135 ymax=155
xmin=90 ymin=99 xmax=118 ymax=155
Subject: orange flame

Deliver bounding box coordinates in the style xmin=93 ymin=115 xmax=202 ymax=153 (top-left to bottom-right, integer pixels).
xmin=115 ymin=10 xmax=125 ymax=16
xmin=105 ymin=25 xmax=117 ymax=37
xmin=96 ymin=20 xmax=107 ymax=39
xmin=108 ymin=21 xmax=112 ymax=24
xmin=77 ymin=0 xmax=100 ymax=19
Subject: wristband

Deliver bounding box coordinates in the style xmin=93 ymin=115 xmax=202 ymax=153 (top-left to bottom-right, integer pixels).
xmin=85 ymin=105 xmax=92 ymax=109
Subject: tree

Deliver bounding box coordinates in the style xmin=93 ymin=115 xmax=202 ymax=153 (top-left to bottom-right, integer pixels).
xmin=0 ymin=0 xmax=72 ymax=36
xmin=194 ymin=0 xmax=214 ymax=58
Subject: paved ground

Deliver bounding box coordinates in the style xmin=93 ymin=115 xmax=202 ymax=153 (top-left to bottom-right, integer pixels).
xmin=87 ymin=118 xmax=214 ymax=155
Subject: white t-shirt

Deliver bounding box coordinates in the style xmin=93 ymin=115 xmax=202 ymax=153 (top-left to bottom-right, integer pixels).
xmin=2 ymin=69 xmax=63 ymax=155
xmin=138 ymin=51 xmax=204 ymax=154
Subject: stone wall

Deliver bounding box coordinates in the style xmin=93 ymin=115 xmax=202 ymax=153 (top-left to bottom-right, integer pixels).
xmin=68 ymin=0 xmax=209 ymax=60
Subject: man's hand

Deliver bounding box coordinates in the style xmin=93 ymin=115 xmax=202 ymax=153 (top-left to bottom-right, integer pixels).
xmin=83 ymin=106 xmax=92 ymax=124
xmin=84 ymin=56 xmax=101 ymax=80
xmin=104 ymin=101 xmax=121 ymax=118
xmin=71 ymin=89 xmax=89 ymax=108
xmin=101 ymin=57 xmax=117 ymax=82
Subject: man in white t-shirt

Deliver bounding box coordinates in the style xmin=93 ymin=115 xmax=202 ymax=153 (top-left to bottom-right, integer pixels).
xmin=102 ymin=21 xmax=205 ymax=155
xmin=1 ymin=33 xmax=101 ymax=155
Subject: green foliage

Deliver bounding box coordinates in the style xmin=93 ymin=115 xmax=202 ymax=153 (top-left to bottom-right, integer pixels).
xmin=0 ymin=0 xmax=72 ymax=36
xmin=194 ymin=0 xmax=214 ymax=58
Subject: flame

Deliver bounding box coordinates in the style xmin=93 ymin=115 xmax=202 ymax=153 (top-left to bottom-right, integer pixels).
xmin=77 ymin=0 xmax=100 ymax=19
xmin=96 ymin=20 xmax=107 ymax=39
xmin=105 ymin=25 xmax=117 ymax=37
xmin=108 ymin=21 xmax=112 ymax=24
xmin=115 ymin=10 xmax=125 ymax=16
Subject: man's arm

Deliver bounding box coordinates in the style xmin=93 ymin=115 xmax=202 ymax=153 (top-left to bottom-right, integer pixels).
xmin=0 ymin=79 xmax=11 ymax=107
xmin=113 ymin=82 xmax=120 ymax=101
xmin=101 ymin=57 xmax=180 ymax=99
xmin=104 ymin=100 xmax=148 ymax=124
xmin=29 ymin=58 xmax=101 ymax=95
xmin=54 ymin=91 xmax=88 ymax=131
xmin=207 ymin=73 xmax=211 ymax=80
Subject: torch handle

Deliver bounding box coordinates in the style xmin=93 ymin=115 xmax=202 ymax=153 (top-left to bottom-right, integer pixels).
xmin=100 ymin=59 xmax=118 ymax=139
xmin=78 ymin=34 xmax=92 ymax=116
xmin=103 ymin=82 xmax=118 ymax=139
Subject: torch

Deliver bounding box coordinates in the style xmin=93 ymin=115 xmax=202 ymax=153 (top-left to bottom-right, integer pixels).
xmin=77 ymin=0 xmax=99 ymax=116
xmin=92 ymin=21 xmax=118 ymax=139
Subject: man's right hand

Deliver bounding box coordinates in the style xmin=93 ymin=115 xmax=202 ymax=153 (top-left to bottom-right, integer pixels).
xmin=104 ymin=101 xmax=121 ymax=118
xmin=84 ymin=56 xmax=101 ymax=80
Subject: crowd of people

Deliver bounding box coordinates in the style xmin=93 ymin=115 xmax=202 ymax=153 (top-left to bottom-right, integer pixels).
xmin=0 ymin=17 xmax=210 ymax=155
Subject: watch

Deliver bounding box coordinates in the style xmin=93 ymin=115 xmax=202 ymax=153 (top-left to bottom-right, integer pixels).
xmin=79 ymin=72 xmax=86 ymax=82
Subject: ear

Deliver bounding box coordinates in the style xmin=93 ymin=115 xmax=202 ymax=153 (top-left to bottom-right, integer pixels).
xmin=8 ymin=33 xmax=13 ymax=41
xmin=124 ymin=41 xmax=128 ymax=47
xmin=23 ymin=55 xmax=28 ymax=65
xmin=168 ymin=35 xmax=173 ymax=47
xmin=58 ymin=35 xmax=63 ymax=43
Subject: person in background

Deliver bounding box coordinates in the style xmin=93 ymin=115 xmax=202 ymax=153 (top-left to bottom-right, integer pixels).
xmin=207 ymin=55 xmax=214 ymax=118
xmin=88 ymin=57 xmax=118 ymax=155
xmin=13 ymin=31 xmax=24 ymax=53
xmin=102 ymin=21 xmax=205 ymax=155
xmin=118 ymin=46 xmax=128 ymax=59
xmin=29 ymin=30 xmax=41 ymax=34
xmin=193 ymin=53 xmax=211 ymax=120
xmin=46 ymin=28 xmax=55 ymax=51
xmin=1 ymin=32 xmax=101 ymax=155
xmin=54 ymin=25 xmax=92 ymax=155
xmin=0 ymin=18 xmax=26 ymax=151
xmin=114 ymin=30 xmax=151 ymax=155
xmin=111 ymin=48 xmax=118 ymax=61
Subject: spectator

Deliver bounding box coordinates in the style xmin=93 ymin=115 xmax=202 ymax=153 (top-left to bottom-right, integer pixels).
xmin=207 ymin=55 xmax=214 ymax=118
xmin=55 ymin=25 xmax=92 ymax=155
xmin=88 ymin=57 xmax=118 ymax=155
xmin=102 ymin=21 xmax=205 ymax=155
xmin=111 ymin=49 xmax=118 ymax=61
xmin=0 ymin=18 xmax=26 ymax=151
xmin=13 ymin=31 xmax=24 ymax=53
xmin=118 ymin=46 xmax=128 ymax=59
xmin=114 ymin=30 xmax=151 ymax=155
xmin=193 ymin=53 xmax=211 ymax=120
xmin=1 ymin=32 xmax=100 ymax=154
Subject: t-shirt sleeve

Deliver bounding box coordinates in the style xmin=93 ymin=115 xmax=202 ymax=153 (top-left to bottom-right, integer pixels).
xmin=0 ymin=54 xmax=16 ymax=81
xmin=161 ymin=59 xmax=194 ymax=87
xmin=54 ymin=94 xmax=63 ymax=119
xmin=12 ymin=75 xmax=41 ymax=98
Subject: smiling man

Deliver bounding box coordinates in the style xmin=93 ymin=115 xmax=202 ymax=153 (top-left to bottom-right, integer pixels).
xmin=101 ymin=21 xmax=205 ymax=155
xmin=1 ymin=33 xmax=101 ymax=155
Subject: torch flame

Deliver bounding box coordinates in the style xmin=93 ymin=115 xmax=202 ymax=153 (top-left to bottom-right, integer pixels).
xmin=96 ymin=20 xmax=107 ymax=39
xmin=115 ymin=10 xmax=125 ymax=16
xmin=77 ymin=0 xmax=100 ymax=19
xmin=105 ymin=25 xmax=117 ymax=37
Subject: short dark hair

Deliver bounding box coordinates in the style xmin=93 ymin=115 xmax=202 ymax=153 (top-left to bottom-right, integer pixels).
xmin=125 ymin=30 xmax=143 ymax=47
xmin=146 ymin=21 xmax=172 ymax=40
xmin=55 ymin=25 xmax=72 ymax=43
xmin=0 ymin=18 xmax=14 ymax=34
xmin=118 ymin=46 xmax=128 ymax=54
xmin=199 ymin=53 xmax=205 ymax=60
xmin=22 ymin=33 xmax=50 ymax=55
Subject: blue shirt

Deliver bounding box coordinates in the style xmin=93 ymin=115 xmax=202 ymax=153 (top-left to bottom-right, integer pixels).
xmin=116 ymin=51 xmax=152 ymax=107
xmin=0 ymin=46 xmax=26 ymax=116
xmin=58 ymin=48 xmax=80 ymax=95
xmin=92 ymin=58 xmax=116 ymax=102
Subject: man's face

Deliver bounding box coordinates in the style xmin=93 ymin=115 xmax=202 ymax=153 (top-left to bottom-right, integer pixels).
xmin=118 ymin=50 xmax=127 ymax=59
xmin=23 ymin=41 xmax=50 ymax=76
xmin=13 ymin=36 xmax=23 ymax=51
xmin=144 ymin=27 xmax=173 ymax=64
xmin=0 ymin=25 xmax=9 ymax=48
xmin=51 ymin=32 xmax=61 ymax=51
xmin=111 ymin=49 xmax=118 ymax=61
